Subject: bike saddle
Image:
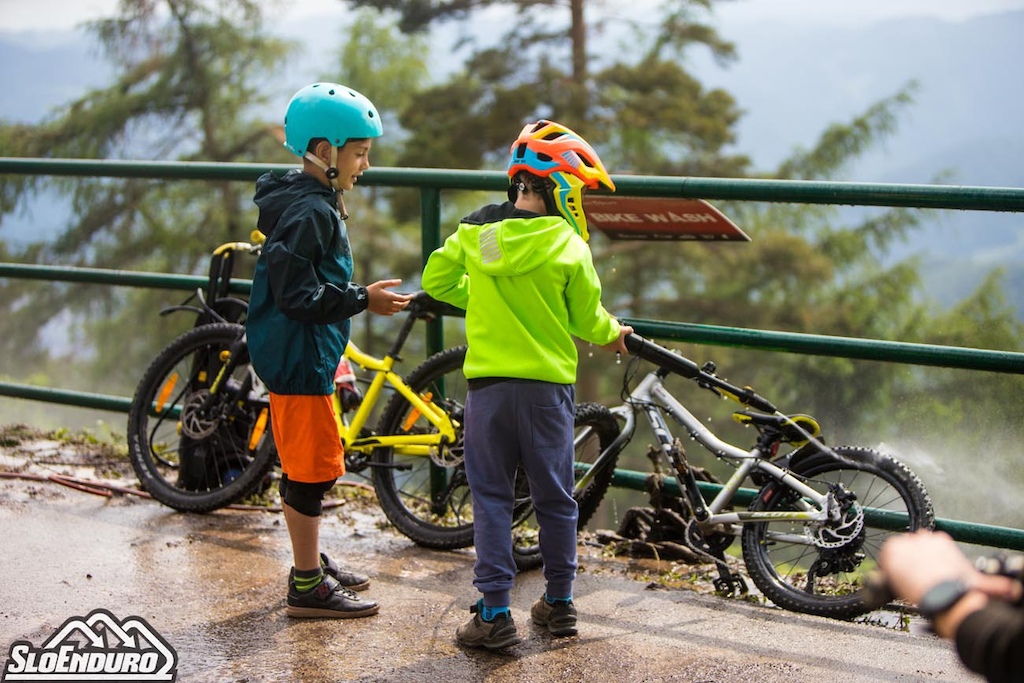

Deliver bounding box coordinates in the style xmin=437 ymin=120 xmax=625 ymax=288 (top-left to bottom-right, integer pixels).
xmin=733 ymin=411 xmax=821 ymax=442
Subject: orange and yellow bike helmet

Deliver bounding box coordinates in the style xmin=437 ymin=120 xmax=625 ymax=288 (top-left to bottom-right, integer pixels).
xmin=507 ymin=119 xmax=615 ymax=242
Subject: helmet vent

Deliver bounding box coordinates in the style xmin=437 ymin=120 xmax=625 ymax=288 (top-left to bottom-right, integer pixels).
xmin=561 ymin=151 xmax=582 ymax=170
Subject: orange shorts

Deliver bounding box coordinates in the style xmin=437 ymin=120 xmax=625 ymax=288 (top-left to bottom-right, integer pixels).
xmin=269 ymin=393 xmax=345 ymax=483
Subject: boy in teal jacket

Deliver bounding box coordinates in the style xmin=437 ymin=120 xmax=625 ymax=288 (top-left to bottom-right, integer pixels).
xmin=422 ymin=119 xmax=631 ymax=648
xmin=247 ymin=82 xmax=411 ymax=619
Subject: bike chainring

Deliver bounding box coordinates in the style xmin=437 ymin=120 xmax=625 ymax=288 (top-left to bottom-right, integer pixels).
xmin=683 ymin=519 xmax=735 ymax=562
xmin=179 ymin=390 xmax=221 ymax=440
xmin=683 ymin=519 xmax=748 ymax=596
xmin=687 ymin=519 xmax=735 ymax=555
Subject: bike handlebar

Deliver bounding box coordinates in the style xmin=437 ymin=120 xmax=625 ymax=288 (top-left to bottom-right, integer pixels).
xmin=406 ymin=291 xmax=465 ymax=320
xmin=625 ymin=333 xmax=701 ymax=378
xmin=624 ymin=332 xmax=778 ymax=413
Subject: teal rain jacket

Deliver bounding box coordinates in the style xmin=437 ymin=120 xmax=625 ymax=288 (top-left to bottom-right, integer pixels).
xmin=246 ymin=170 xmax=368 ymax=395
xmin=422 ymin=201 xmax=620 ymax=384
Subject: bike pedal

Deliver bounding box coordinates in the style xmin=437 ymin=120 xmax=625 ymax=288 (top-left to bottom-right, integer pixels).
xmin=712 ymin=574 xmax=749 ymax=597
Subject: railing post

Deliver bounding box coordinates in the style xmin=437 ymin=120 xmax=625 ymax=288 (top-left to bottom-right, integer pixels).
xmin=420 ymin=187 xmax=445 ymax=356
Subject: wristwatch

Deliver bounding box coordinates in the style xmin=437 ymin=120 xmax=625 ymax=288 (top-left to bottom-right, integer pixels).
xmin=918 ymin=579 xmax=970 ymax=620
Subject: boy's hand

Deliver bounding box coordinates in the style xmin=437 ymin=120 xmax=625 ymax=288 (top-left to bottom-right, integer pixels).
xmin=366 ymin=279 xmax=413 ymax=316
xmin=600 ymin=324 xmax=634 ymax=355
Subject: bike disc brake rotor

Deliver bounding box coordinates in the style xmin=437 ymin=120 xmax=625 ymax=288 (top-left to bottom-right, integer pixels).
xmin=811 ymin=501 xmax=865 ymax=549
xmin=179 ymin=390 xmax=221 ymax=440
xmin=430 ymin=442 xmax=464 ymax=468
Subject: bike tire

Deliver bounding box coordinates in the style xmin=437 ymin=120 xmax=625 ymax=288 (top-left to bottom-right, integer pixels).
xmin=740 ymin=445 xmax=935 ymax=620
xmin=372 ymin=345 xmax=474 ymax=549
xmin=127 ymin=323 xmax=277 ymax=513
xmin=512 ymin=402 xmax=622 ymax=571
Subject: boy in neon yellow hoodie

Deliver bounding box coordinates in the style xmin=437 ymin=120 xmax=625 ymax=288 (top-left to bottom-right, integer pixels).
xmin=422 ymin=120 xmax=631 ymax=649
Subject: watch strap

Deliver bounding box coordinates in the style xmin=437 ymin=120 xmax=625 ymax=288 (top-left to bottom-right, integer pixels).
xmin=918 ymin=578 xmax=970 ymax=620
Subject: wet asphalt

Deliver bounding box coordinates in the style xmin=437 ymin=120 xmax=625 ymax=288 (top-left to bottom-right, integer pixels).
xmin=0 ymin=476 xmax=980 ymax=683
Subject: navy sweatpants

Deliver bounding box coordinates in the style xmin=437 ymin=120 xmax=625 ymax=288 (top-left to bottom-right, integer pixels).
xmin=463 ymin=379 xmax=578 ymax=607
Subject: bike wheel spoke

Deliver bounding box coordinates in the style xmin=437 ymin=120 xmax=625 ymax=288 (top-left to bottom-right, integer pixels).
xmin=128 ymin=323 xmax=276 ymax=512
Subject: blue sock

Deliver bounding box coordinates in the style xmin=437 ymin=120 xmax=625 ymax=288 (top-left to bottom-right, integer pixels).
xmin=545 ymin=593 xmax=572 ymax=605
xmin=478 ymin=599 xmax=510 ymax=622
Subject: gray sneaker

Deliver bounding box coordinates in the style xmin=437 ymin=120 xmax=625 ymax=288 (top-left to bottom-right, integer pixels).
xmin=320 ymin=552 xmax=370 ymax=592
xmin=286 ymin=571 xmax=379 ymax=619
xmin=531 ymin=596 xmax=578 ymax=636
xmin=455 ymin=602 xmax=522 ymax=650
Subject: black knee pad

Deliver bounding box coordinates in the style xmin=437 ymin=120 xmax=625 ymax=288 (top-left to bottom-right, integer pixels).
xmin=280 ymin=474 xmax=336 ymax=517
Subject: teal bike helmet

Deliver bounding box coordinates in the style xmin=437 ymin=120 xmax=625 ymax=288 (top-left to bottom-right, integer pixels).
xmin=283 ymin=82 xmax=382 ymax=212
xmin=283 ymin=82 xmax=382 ymax=155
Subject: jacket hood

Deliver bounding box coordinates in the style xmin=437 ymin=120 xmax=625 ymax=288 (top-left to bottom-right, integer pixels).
xmin=459 ymin=202 xmax=576 ymax=277
xmin=254 ymin=170 xmax=334 ymax=235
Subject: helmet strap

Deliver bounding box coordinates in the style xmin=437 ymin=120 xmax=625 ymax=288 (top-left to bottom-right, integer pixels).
xmin=541 ymin=190 xmax=558 ymax=218
xmin=303 ymin=146 xmax=349 ymax=219
xmin=335 ymin=190 xmax=349 ymax=220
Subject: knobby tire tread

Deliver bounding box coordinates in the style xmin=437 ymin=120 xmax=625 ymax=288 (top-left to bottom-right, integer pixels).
xmin=740 ymin=445 xmax=934 ymax=620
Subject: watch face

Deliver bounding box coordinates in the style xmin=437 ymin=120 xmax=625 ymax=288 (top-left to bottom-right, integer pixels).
xmin=919 ymin=579 xmax=969 ymax=619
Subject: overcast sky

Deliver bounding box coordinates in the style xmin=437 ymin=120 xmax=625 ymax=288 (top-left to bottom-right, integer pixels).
xmin=2 ymin=0 xmax=1024 ymax=32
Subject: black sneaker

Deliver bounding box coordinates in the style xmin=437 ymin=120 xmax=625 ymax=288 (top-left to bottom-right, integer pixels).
xmin=320 ymin=552 xmax=370 ymax=592
xmin=531 ymin=596 xmax=578 ymax=636
xmin=286 ymin=571 xmax=379 ymax=619
xmin=455 ymin=602 xmax=522 ymax=650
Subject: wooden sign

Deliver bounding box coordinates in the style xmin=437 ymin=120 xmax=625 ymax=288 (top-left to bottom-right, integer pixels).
xmin=585 ymin=195 xmax=749 ymax=242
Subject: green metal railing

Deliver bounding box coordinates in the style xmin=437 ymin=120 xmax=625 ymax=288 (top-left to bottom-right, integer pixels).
xmin=2 ymin=157 xmax=1023 ymax=551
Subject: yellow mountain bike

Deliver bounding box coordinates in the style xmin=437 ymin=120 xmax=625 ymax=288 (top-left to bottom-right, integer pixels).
xmin=125 ymin=241 xmax=477 ymax=554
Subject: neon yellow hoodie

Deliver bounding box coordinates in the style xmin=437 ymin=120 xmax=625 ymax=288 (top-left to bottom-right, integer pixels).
xmin=422 ymin=201 xmax=620 ymax=383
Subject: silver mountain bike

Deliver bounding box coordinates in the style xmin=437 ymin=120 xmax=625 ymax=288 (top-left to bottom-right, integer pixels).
xmin=514 ymin=333 xmax=935 ymax=620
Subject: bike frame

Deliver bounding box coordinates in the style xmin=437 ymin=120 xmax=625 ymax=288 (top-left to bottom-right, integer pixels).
xmin=171 ymin=277 xmax=461 ymax=464
xmin=576 ymin=368 xmax=841 ymax=534
xmin=337 ymin=341 xmax=459 ymax=457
